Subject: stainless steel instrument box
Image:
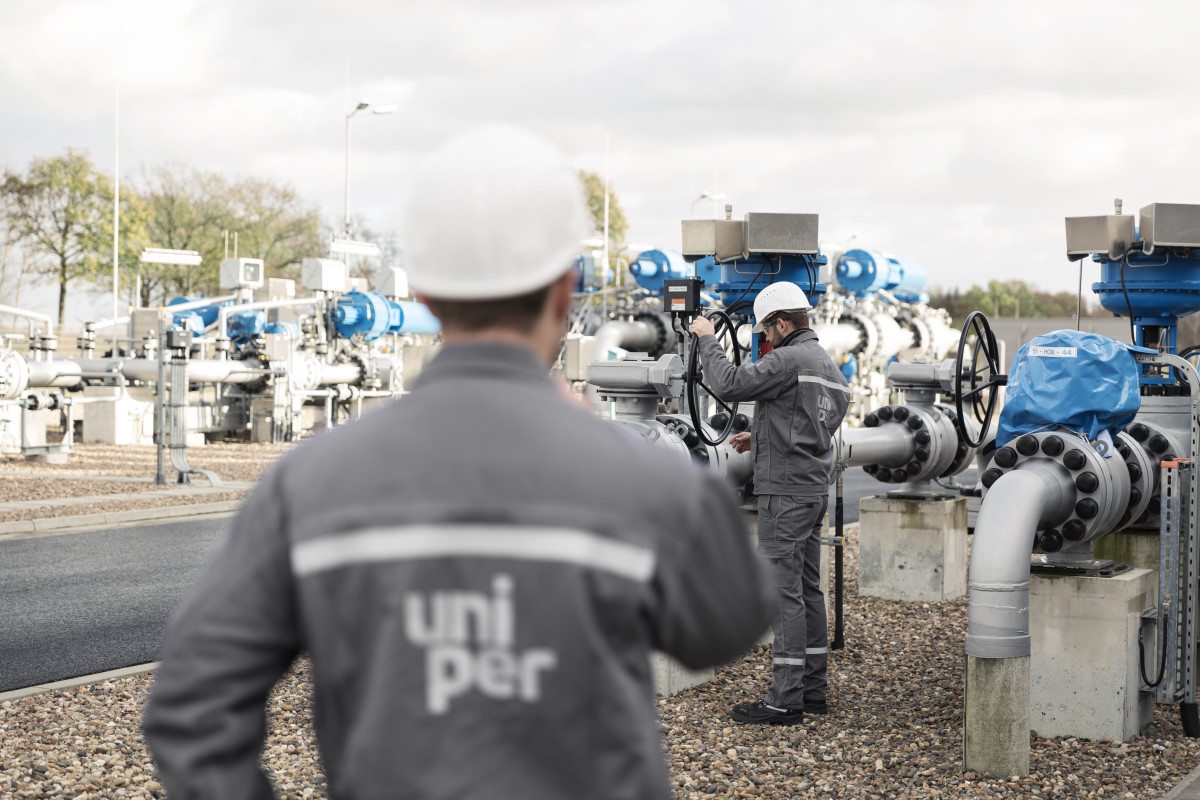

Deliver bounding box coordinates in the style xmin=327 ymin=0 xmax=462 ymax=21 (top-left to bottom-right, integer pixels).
xmin=1139 ymin=203 xmax=1200 ymax=249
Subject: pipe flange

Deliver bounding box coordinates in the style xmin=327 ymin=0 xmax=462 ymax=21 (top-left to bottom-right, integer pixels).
xmin=1121 ymin=420 xmax=1182 ymax=528
xmin=632 ymin=311 xmax=672 ymax=358
xmin=860 ymin=403 xmax=960 ymax=484
xmin=1114 ymin=430 xmax=1154 ymax=528
xmin=935 ymin=403 xmax=976 ymax=477
xmin=0 ymin=350 xmax=30 ymax=401
xmin=980 ymin=429 xmax=1130 ymax=549
xmin=844 ymin=313 xmax=874 ymax=357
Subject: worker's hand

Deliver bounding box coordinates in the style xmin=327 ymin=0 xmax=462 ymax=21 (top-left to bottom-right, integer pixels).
xmin=729 ymin=431 xmax=751 ymax=453
xmin=690 ymin=316 xmax=716 ymax=338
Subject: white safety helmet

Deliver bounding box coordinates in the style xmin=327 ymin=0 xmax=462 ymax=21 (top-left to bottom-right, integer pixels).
xmin=404 ymin=124 xmax=591 ymax=300
xmin=751 ymin=281 xmax=811 ymax=333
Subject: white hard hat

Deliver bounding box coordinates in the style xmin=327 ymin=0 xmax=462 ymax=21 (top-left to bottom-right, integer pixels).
xmin=404 ymin=124 xmax=591 ymax=300
xmin=751 ymin=281 xmax=811 ymax=333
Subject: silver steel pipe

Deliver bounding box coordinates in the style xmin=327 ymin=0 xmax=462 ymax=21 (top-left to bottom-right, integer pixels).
xmin=0 ymin=304 xmax=53 ymax=337
xmin=966 ymin=461 xmax=1076 ymax=658
xmin=593 ymin=320 xmax=658 ymax=356
xmin=839 ymin=424 xmax=915 ymax=467
xmin=811 ymin=322 xmax=862 ymax=355
xmin=317 ymin=362 xmax=363 ymax=386
xmin=73 ymin=358 xmax=270 ymax=385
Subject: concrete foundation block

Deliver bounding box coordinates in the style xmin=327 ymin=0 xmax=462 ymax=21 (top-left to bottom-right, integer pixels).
xmin=1093 ymin=531 xmax=1160 ymax=596
xmin=859 ymin=495 xmax=968 ymax=601
xmin=1030 ymin=568 xmax=1155 ymax=741
xmin=82 ymin=385 xmax=155 ymax=445
xmin=652 ymin=652 xmax=715 ymax=696
xmin=965 ymin=654 xmax=1030 ymax=777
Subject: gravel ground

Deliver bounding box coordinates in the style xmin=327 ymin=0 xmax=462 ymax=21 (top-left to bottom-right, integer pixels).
xmin=4 ymin=516 xmax=1200 ymax=798
xmin=0 ymin=442 xmax=295 ymax=524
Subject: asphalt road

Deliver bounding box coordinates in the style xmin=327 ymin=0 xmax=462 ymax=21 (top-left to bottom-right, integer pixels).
xmin=0 ymin=467 xmax=977 ymax=692
xmin=0 ymin=517 xmax=230 ymax=693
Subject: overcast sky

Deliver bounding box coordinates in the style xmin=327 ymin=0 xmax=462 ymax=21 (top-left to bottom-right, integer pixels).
xmin=4 ymin=0 xmax=1200 ymax=322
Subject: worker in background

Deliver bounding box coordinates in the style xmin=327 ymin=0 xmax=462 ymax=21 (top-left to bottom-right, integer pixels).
xmin=690 ymin=282 xmax=850 ymax=725
xmin=143 ymin=124 xmax=774 ymax=799
xmin=839 ymin=351 xmax=858 ymax=381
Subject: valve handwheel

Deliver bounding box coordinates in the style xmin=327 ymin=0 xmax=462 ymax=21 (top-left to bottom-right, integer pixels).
xmin=954 ymin=311 xmax=1006 ymax=449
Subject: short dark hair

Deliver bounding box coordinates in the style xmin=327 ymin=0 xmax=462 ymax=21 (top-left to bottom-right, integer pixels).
xmin=775 ymin=309 xmax=809 ymax=330
xmin=423 ymin=284 xmax=553 ymax=334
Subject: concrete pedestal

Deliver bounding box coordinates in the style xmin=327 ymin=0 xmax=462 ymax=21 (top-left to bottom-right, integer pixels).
xmin=1029 ymin=568 xmax=1155 ymax=741
xmin=964 ymin=654 xmax=1030 ymax=777
xmin=82 ymin=385 xmax=155 ymax=445
xmin=1093 ymin=531 xmax=1160 ymax=595
xmin=0 ymin=404 xmax=47 ymax=454
xmin=859 ymin=495 xmax=968 ymax=601
xmin=652 ymin=653 xmax=715 ymax=696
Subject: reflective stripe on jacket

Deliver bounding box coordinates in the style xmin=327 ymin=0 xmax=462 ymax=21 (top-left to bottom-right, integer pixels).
xmin=143 ymin=342 xmax=774 ymax=800
xmin=697 ymin=328 xmax=850 ymax=497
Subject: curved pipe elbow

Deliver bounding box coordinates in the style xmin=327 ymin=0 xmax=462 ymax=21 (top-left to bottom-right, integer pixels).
xmin=966 ymin=463 xmax=1075 ymax=658
xmin=593 ymin=321 xmax=658 ymax=357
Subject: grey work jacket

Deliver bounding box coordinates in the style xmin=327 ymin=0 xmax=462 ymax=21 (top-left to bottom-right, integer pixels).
xmin=697 ymin=329 xmax=850 ymax=498
xmin=143 ymin=342 xmax=773 ymax=800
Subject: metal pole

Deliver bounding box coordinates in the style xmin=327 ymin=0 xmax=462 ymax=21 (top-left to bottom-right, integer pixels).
xmin=344 ymin=112 xmax=352 ymax=237
xmin=833 ymin=467 xmax=845 ymax=650
xmin=112 ymin=84 xmax=120 ymax=359
xmin=154 ymin=317 xmax=167 ymax=484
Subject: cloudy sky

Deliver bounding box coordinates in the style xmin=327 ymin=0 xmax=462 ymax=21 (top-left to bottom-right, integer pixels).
xmin=4 ymin=0 xmax=1200 ymax=321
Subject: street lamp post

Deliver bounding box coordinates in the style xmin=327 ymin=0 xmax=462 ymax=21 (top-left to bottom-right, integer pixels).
xmin=344 ymin=100 xmax=397 ymax=237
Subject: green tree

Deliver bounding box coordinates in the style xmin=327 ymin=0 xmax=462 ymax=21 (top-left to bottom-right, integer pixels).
xmin=132 ymin=164 xmax=232 ymax=303
xmin=578 ymin=170 xmax=628 ymax=252
xmin=3 ymin=150 xmax=113 ymax=324
xmin=928 ymin=279 xmax=1103 ymax=327
xmin=224 ymin=176 xmax=322 ymax=283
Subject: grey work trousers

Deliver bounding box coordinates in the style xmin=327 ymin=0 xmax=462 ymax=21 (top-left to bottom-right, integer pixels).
xmin=756 ymin=493 xmax=828 ymax=710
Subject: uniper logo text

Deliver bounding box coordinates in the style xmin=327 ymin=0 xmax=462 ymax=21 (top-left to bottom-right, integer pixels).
xmin=404 ymin=574 xmax=558 ymax=714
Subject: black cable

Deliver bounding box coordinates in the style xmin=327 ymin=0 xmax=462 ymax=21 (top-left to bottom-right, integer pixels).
xmin=723 ymin=257 xmax=770 ymax=313
xmin=1139 ymin=618 xmax=1168 ymax=689
xmin=1120 ymin=256 xmax=1136 ymax=346
xmin=686 ymin=310 xmax=741 ymax=447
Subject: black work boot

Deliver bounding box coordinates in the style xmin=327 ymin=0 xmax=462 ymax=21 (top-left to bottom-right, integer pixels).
xmin=730 ymin=701 xmax=804 ymax=726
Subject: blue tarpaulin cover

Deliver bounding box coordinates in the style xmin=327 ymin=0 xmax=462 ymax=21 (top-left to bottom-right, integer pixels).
xmin=996 ymin=330 xmax=1151 ymax=447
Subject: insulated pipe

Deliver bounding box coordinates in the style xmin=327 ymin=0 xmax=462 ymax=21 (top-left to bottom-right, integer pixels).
xmin=0 ymin=304 xmax=54 ymax=338
xmin=839 ymin=424 xmax=915 ymax=467
xmin=967 ymin=462 xmax=1076 ymax=658
xmin=217 ymin=298 xmax=320 ymax=339
xmin=593 ymin=320 xmax=659 ymax=357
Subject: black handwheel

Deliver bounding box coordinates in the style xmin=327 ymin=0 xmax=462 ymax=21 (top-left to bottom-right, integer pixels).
xmin=687 ymin=310 xmax=741 ymax=447
xmin=954 ymin=311 xmax=1006 ymax=449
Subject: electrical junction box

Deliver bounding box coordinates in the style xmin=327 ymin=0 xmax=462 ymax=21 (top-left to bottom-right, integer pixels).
xmin=301 ymin=258 xmax=347 ymax=293
xmin=1139 ymin=203 xmax=1200 ymax=249
xmin=681 ymin=219 xmax=744 ymax=263
xmin=744 ymin=212 xmax=819 ymax=256
xmin=220 ymin=258 xmax=264 ymax=289
xmin=130 ymin=309 xmax=160 ymax=340
xmin=663 ymin=277 xmax=703 ymax=315
xmin=267 ymin=278 xmax=295 ymax=301
xmin=1065 ymin=214 xmax=1136 ymax=260
xmin=563 ymin=334 xmax=596 ymax=381
xmin=379 ymin=267 xmax=410 ymax=298
xmin=262 ymin=333 xmax=291 ymax=362
xmin=166 ymin=329 xmax=193 ymax=350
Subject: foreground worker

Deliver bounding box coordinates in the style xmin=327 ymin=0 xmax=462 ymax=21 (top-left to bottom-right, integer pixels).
xmin=142 ymin=125 xmax=773 ymax=799
xmin=691 ymin=282 xmax=850 ymax=725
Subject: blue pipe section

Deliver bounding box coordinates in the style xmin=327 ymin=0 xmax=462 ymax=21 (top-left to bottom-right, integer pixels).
xmin=628 ymin=249 xmax=693 ymax=293
xmin=168 ymin=296 xmax=233 ymax=336
xmin=333 ymin=291 xmax=441 ymax=341
xmin=227 ymin=310 xmax=266 ymax=344
xmin=835 ymin=249 xmax=929 ymax=302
